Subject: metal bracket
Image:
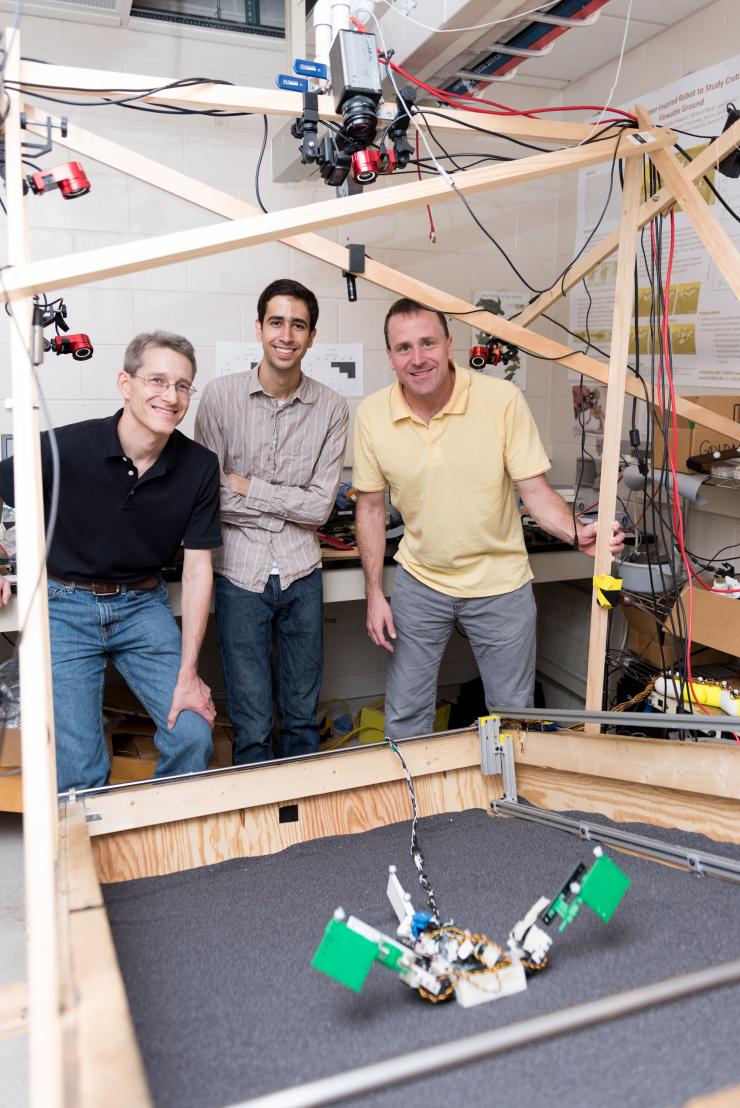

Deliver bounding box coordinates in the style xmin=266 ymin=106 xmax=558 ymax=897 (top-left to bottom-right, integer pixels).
xmin=478 ymin=716 xmax=518 ymax=801
xmin=490 ymin=800 xmax=740 ymax=885
xmin=481 ymin=41 xmax=555 ymax=58
xmin=19 ymin=113 xmax=68 ymax=159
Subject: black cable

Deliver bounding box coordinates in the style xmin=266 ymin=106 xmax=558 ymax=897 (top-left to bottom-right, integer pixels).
xmin=674 ymin=142 xmax=740 ymax=226
xmin=409 ymin=108 xmax=468 ymax=172
xmin=556 ymin=134 xmax=622 ymax=298
xmin=572 ymin=275 xmax=597 ymax=553
xmin=409 ymin=105 xmax=550 ymax=156
xmin=255 ymin=114 xmax=269 ymax=214
xmin=385 ymin=738 xmax=441 ymax=926
xmin=449 ymin=184 xmax=549 ymax=295
xmin=5 ymin=75 xmax=250 ymax=118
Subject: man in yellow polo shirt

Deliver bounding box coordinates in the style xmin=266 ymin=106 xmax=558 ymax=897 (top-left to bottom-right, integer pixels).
xmin=353 ymin=298 xmax=624 ymax=739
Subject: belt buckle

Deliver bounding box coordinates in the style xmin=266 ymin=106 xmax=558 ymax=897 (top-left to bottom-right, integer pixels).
xmin=91 ymin=582 xmax=120 ymax=596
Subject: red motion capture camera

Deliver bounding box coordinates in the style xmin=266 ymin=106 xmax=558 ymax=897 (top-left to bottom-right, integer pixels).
xmin=48 ymin=334 xmax=94 ymax=360
xmin=469 ymin=341 xmax=517 ymax=370
xmin=25 ymin=162 xmax=91 ymax=199
xmin=351 ymin=147 xmax=397 ymax=184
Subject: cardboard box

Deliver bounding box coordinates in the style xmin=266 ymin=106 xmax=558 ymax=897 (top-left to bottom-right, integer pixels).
xmin=0 ymin=726 xmax=21 ymax=768
xmin=653 ymin=396 xmax=740 ymax=474
xmin=666 ymin=586 xmax=740 ymax=658
xmin=0 ymin=770 xmax=22 ymax=812
xmin=623 ymin=605 xmax=680 ymax=668
xmin=688 ymin=396 xmax=740 ymax=459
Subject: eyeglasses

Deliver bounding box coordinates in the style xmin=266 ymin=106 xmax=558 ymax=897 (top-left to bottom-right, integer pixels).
xmin=133 ymin=374 xmax=197 ymax=398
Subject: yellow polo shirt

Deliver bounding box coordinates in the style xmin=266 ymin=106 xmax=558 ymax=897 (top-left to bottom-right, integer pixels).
xmin=352 ymin=366 xmax=551 ymax=598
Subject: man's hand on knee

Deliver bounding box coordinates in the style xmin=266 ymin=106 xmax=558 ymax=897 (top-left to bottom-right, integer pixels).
xmin=0 ymin=577 xmax=11 ymax=607
xmin=366 ymin=590 xmax=396 ymax=653
xmin=167 ymin=671 xmax=216 ymax=729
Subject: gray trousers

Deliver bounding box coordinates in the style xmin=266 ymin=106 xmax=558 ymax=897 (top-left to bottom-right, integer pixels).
xmin=384 ymin=566 xmax=537 ymax=739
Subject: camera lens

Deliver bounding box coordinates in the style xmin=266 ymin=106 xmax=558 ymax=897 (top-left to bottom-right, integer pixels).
xmin=342 ymin=95 xmax=378 ymax=145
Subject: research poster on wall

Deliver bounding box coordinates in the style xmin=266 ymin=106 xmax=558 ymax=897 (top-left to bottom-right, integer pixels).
xmin=569 ymin=54 xmax=740 ymax=390
xmin=216 ymin=341 xmax=364 ymax=397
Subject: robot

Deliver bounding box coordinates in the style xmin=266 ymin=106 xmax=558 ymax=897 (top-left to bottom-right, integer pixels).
xmin=312 ymin=847 xmax=630 ymax=1008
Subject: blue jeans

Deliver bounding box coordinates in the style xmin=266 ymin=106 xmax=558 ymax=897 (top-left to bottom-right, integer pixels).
xmin=215 ymin=570 xmax=323 ymax=764
xmin=47 ymin=579 xmax=213 ymax=793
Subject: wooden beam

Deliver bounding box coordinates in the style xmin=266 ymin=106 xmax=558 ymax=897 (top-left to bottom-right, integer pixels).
xmin=4 ymin=27 xmax=63 ymax=1108
xmin=87 ymin=731 xmax=740 ymax=881
xmin=512 ymin=730 xmax=740 ymax=800
xmin=91 ymin=765 xmax=498 ymax=882
xmin=18 ymin=60 xmax=625 ymax=145
xmin=0 ymin=981 xmax=28 ymax=1040
xmin=515 ymin=766 xmax=740 ymax=845
xmin=58 ymin=802 xmax=151 ymax=1107
xmin=585 ymin=155 xmax=643 ymax=719
xmin=514 ymin=119 xmax=740 ymax=327
xmin=2 ymin=130 xmax=667 ymax=301
xmin=684 ymin=1086 xmax=740 ymax=1108
xmin=82 ymin=725 xmax=740 ymax=841
xmin=83 ymin=732 xmax=483 ymax=837
xmin=26 ymin=108 xmax=740 ymax=444
xmin=636 ymin=103 xmax=740 ymax=302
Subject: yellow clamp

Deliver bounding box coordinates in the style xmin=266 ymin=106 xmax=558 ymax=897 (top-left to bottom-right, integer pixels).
xmin=593 ymin=574 xmax=622 ymax=609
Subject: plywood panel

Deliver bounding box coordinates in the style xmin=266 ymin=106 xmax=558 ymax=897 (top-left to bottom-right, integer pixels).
xmin=84 ymin=732 xmax=483 ymax=837
xmin=92 ymin=765 xmax=499 ymax=883
xmin=516 ymin=766 xmax=740 ymax=844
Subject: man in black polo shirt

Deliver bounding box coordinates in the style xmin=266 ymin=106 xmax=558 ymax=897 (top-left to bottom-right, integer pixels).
xmin=0 ymin=330 xmax=222 ymax=792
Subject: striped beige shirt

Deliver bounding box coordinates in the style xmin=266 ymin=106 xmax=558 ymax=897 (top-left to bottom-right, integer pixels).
xmin=194 ymin=367 xmax=349 ymax=592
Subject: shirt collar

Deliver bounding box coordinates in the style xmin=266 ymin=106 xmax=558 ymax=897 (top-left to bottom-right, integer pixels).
xmin=102 ymin=409 xmax=180 ymax=472
xmin=389 ymin=363 xmax=471 ymax=424
xmin=101 ymin=410 xmax=126 ymax=458
xmin=247 ymin=365 xmax=316 ymax=404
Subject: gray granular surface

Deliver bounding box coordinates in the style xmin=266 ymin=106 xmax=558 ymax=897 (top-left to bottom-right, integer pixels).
xmin=103 ymin=808 xmax=740 ymax=1108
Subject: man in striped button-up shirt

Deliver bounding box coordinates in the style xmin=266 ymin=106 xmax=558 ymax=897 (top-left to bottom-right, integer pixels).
xmin=195 ymin=280 xmax=349 ymax=765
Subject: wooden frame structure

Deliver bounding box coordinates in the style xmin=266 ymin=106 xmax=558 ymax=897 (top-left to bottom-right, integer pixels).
xmin=3 ymin=29 xmax=740 ymax=1106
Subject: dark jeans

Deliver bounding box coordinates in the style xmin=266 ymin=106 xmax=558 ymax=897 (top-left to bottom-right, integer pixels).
xmin=215 ymin=570 xmax=323 ymax=764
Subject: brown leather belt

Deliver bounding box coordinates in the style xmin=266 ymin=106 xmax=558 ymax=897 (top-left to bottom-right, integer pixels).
xmin=50 ymin=575 xmax=159 ymax=597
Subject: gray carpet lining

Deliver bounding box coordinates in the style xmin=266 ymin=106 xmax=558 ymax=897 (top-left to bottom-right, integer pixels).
xmin=103 ymin=807 xmax=740 ymax=1108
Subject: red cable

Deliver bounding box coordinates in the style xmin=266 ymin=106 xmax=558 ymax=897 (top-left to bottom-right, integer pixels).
xmin=385 ymin=58 xmax=637 ymax=122
xmin=415 ymin=130 xmax=436 ymax=243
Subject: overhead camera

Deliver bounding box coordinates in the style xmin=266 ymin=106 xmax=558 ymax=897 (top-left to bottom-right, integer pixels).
xmin=469 ymin=339 xmax=518 ymax=370
xmin=352 ymin=147 xmax=397 ymax=184
xmin=31 ymin=295 xmax=94 ymax=365
xmin=48 ymin=334 xmax=94 ymax=360
xmin=290 ymin=32 xmax=417 ymax=191
xmin=24 ymin=161 xmax=91 ymax=199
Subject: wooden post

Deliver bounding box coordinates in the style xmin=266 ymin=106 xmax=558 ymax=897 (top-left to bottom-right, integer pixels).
xmin=3 ymin=26 xmax=63 ymax=1108
xmin=584 ymin=153 xmax=644 ymax=723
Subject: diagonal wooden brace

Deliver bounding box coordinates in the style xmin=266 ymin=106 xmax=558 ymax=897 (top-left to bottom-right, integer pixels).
xmin=515 ymin=117 xmax=740 ymax=327
xmin=20 ymin=106 xmax=740 ymax=447
xmin=1 ymin=128 xmax=669 ymax=302
xmin=635 ymin=103 xmax=740 ymax=303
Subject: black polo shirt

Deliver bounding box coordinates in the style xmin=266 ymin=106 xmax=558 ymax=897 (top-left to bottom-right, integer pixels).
xmin=0 ymin=410 xmax=222 ymax=583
